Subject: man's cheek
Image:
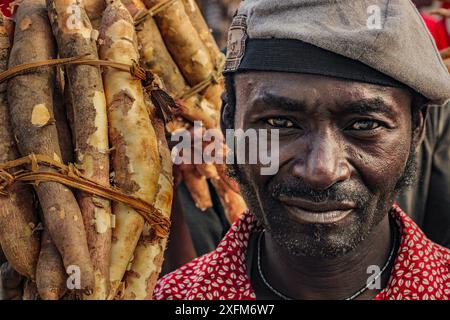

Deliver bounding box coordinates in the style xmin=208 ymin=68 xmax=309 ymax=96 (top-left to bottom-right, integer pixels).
xmin=355 ymin=149 xmax=410 ymax=194
xmin=246 ymin=163 xmax=269 ymax=190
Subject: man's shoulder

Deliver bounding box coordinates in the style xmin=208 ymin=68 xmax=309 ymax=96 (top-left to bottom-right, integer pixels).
xmin=153 ymin=253 xmax=213 ymax=300
xmin=154 ymin=211 xmax=257 ymax=300
xmin=153 ymin=244 xmax=252 ymax=300
xmin=396 ymin=207 xmax=450 ymax=268
xmin=384 ymin=207 xmax=450 ymax=299
xmin=429 ymin=241 xmax=450 ymax=272
xmin=392 ymin=236 xmax=450 ymax=299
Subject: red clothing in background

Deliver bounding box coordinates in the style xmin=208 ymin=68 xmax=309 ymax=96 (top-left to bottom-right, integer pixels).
xmin=421 ymin=13 xmax=450 ymax=50
xmin=437 ymin=2 xmax=450 ymax=47
xmin=0 ymin=0 xmax=13 ymax=17
xmin=155 ymin=206 xmax=450 ymax=300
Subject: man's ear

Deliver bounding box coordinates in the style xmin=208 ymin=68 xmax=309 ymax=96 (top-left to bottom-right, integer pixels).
xmin=412 ymin=104 xmax=428 ymax=152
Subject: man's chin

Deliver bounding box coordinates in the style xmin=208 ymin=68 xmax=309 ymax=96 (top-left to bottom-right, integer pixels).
xmin=265 ymin=209 xmax=368 ymax=259
xmin=269 ymin=226 xmax=365 ymax=259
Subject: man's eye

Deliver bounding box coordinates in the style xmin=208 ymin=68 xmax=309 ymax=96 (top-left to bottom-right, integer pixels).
xmin=266 ymin=117 xmax=295 ymax=128
xmin=350 ymin=120 xmax=381 ymax=130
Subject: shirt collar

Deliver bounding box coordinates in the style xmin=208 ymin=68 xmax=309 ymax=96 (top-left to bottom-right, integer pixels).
xmin=227 ymin=205 xmax=449 ymax=300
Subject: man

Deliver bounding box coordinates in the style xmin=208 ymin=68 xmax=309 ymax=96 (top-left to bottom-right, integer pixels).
xmin=155 ymin=0 xmax=450 ymax=300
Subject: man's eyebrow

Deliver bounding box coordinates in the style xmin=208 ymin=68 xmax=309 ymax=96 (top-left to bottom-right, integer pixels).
xmin=258 ymin=93 xmax=306 ymax=112
xmin=256 ymin=93 xmax=395 ymax=115
xmin=343 ymin=97 xmax=394 ymax=115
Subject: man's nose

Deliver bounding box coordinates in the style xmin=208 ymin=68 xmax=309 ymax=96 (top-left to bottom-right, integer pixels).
xmin=291 ymin=132 xmax=351 ymax=190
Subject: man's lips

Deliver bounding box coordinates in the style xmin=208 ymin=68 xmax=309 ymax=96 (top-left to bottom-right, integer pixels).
xmin=277 ymin=196 xmax=356 ymax=224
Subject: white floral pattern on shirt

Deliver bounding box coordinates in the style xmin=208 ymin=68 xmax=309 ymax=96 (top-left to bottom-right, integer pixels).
xmin=154 ymin=205 xmax=450 ymax=300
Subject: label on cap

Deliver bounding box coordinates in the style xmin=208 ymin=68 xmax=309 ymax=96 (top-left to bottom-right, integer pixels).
xmin=224 ymin=14 xmax=248 ymax=73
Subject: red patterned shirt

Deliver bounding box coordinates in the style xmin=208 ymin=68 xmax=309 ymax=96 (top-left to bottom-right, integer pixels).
xmin=154 ymin=205 xmax=450 ymax=300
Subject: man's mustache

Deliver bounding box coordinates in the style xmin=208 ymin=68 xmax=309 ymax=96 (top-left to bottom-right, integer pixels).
xmin=270 ymin=179 xmax=371 ymax=207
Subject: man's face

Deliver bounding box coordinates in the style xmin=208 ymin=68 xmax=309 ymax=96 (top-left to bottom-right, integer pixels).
xmin=232 ymin=71 xmax=419 ymax=258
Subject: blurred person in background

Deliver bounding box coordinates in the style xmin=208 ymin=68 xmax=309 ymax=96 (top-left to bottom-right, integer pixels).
xmin=396 ymin=0 xmax=450 ymax=248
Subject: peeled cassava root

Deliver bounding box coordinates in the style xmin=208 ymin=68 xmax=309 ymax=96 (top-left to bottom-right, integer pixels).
xmin=144 ymin=0 xmax=224 ymax=111
xmin=7 ymin=0 xmax=94 ymax=291
xmin=181 ymin=0 xmax=225 ymax=112
xmin=129 ymin=0 xmax=218 ymax=130
xmin=123 ymin=107 xmax=173 ymax=300
xmin=132 ymin=3 xmax=185 ymax=96
xmin=0 ymin=0 xmax=246 ymax=300
xmin=0 ymin=12 xmax=40 ymax=282
xmin=211 ymin=177 xmax=247 ymax=224
xmin=47 ymin=0 xmax=111 ymax=300
xmin=134 ymin=0 xmax=244 ymax=218
xmin=98 ymin=0 xmax=160 ymax=299
xmin=144 ymin=0 xmax=213 ymax=86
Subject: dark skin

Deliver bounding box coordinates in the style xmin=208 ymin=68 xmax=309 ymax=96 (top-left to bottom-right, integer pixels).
xmin=231 ymin=71 xmax=426 ymax=300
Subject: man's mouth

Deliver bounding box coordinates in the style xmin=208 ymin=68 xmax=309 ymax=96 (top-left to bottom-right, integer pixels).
xmin=277 ymin=196 xmax=355 ymax=224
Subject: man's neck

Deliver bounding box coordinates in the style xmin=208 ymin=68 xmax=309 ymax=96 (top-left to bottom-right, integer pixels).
xmin=259 ymin=214 xmax=394 ymax=300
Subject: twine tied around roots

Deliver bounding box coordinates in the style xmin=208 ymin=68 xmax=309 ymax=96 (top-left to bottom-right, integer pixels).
xmin=133 ymin=0 xmax=226 ymax=101
xmin=0 ymin=54 xmax=180 ymax=121
xmin=0 ymin=154 xmax=170 ymax=238
xmin=0 ymin=54 xmax=149 ymax=84
xmin=0 ymin=53 xmax=225 ymax=237
xmin=0 ymin=56 xmax=173 ymax=238
xmin=177 ymin=55 xmax=225 ymax=101
xmin=0 ymin=53 xmax=222 ymax=110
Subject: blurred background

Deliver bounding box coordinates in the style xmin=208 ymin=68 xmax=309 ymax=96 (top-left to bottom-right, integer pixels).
xmin=196 ymin=0 xmax=450 ymax=53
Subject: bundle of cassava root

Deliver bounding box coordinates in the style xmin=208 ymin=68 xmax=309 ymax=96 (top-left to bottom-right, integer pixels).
xmin=0 ymin=0 xmax=246 ymax=300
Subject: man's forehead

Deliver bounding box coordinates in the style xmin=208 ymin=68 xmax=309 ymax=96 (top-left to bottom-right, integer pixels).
xmin=235 ymin=71 xmax=411 ymax=107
